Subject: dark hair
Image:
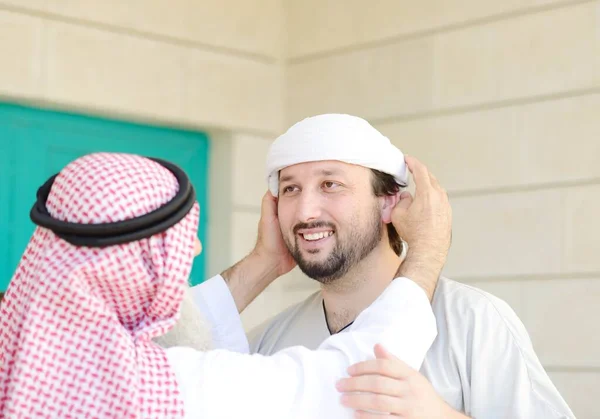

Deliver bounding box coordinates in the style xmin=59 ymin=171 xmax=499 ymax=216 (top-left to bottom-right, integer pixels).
xmin=370 ymin=169 xmax=406 ymax=256
xmin=0 ymin=291 xmax=4 ymax=305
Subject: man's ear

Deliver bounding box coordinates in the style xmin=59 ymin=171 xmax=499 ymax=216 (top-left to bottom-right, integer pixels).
xmin=380 ymin=193 xmax=400 ymax=224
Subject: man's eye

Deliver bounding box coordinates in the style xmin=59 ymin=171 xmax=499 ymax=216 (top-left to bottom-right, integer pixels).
xmin=282 ymin=185 xmax=296 ymax=194
xmin=323 ymin=181 xmax=338 ymax=189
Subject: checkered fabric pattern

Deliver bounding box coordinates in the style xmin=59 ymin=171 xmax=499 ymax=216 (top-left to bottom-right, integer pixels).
xmin=0 ymin=153 xmax=199 ymax=418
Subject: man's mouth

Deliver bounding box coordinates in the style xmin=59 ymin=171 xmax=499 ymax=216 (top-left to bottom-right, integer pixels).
xmin=301 ymin=231 xmax=334 ymax=241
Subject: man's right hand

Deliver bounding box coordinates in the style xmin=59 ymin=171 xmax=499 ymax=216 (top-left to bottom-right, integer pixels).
xmin=338 ymin=344 xmax=470 ymax=418
xmin=393 ymin=156 xmax=452 ymax=301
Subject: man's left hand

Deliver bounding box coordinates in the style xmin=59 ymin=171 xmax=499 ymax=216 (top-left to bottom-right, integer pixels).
xmin=337 ymin=344 xmax=469 ymax=418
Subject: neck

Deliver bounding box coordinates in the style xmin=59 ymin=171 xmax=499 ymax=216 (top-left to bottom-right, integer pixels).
xmin=321 ymin=243 xmax=402 ymax=333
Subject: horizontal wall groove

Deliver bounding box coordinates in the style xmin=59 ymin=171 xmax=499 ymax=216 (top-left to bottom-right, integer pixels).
xmin=372 ymin=87 xmax=600 ymax=127
xmin=286 ymin=0 xmax=596 ymax=63
xmin=446 ymin=177 xmax=600 ymax=199
xmin=545 ymin=366 xmax=600 ymax=373
xmin=0 ymin=97 xmax=283 ymax=138
xmin=454 ymin=273 xmax=600 ymax=283
xmin=0 ymin=3 xmax=277 ymax=65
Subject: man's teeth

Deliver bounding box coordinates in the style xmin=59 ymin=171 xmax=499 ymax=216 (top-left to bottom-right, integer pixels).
xmin=302 ymin=231 xmax=334 ymax=241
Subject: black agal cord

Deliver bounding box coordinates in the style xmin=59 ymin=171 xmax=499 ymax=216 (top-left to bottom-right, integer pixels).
xmin=30 ymin=158 xmax=195 ymax=247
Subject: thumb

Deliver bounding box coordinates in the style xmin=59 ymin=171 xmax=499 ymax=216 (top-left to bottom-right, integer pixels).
xmin=374 ymin=343 xmax=398 ymax=360
xmin=374 ymin=344 xmax=415 ymax=378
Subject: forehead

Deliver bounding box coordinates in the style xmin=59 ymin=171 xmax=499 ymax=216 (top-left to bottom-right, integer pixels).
xmin=279 ymin=160 xmax=370 ymax=182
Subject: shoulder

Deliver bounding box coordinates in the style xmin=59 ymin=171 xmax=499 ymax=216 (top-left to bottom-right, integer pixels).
xmin=433 ymin=277 xmax=531 ymax=347
xmin=431 ymin=278 xmax=575 ymax=418
xmin=434 ymin=277 xmax=519 ymax=319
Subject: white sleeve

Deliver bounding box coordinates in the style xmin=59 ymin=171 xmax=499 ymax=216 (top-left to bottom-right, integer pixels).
xmin=168 ymin=277 xmax=437 ymax=419
xmin=190 ymin=275 xmax=249 ymax=354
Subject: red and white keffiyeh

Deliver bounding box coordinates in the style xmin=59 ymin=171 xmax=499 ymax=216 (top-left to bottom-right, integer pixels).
xmin=0 ymin=153 xmax=199 ymax=418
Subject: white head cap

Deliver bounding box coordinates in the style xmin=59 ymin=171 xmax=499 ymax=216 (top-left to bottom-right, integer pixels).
xmin=266 ymin=114 xmax=408 ymax=196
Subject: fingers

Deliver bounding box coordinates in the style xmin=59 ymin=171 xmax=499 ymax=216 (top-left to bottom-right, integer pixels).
xmin=337 ymin=374 xmax=408 ymax=396
xmin=347 ymin=357 xmax=414 ymax=380
xmin=373 ymin=343 xmax=397 ymax=360
xmin=428 ymin=171 xmax=441 ymax=190
xmin=395 ymin=191 xmax=413 ymax=211
xmin=340 ymin=392 xmax=406 ymax=415
xmin=261 ymin=190 xmax=278 ymax=219
xmin=404 ymin=155 xmax=432 ymax=194
xmin=262 ymin=190 xmax=277 ymax=206
xmin=406 ymin=155 xmax=445 ymax=195
xmin=355 ymin=411 xmax=402 ymax=419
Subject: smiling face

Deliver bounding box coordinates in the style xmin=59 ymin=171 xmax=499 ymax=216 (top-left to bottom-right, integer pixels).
xmin=277 ymin=160 xmax=385 ymax=284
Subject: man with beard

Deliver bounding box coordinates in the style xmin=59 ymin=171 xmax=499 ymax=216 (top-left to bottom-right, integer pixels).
xmin=206 ymin=114 xmax=574 ymax=418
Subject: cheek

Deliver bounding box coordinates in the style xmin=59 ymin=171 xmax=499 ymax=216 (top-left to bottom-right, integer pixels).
xmin=277 ymin=202 xmax=295 ymax=232
xmin=325 ymin=198 xmax=355 ymax=225
xmin=336 ymin=202 xmax=375 ymax=233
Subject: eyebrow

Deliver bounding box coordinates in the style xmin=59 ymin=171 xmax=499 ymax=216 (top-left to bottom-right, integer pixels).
xmin=279 ymin=168 xmax=343 ymax=184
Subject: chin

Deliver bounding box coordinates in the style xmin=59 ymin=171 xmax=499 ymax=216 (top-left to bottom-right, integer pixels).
xmin=297 ymin=261 xmax=347 ymax=284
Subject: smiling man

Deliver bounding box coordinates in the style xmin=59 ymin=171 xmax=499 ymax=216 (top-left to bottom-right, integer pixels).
xmin=276 ymin=160 xmax=407 ymax=333
xmin=246 ymin=113 xmax=574 ymax=419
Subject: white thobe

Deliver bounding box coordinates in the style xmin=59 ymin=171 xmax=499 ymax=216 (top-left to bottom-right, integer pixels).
xmin=168 ymin=277 xmax=436 ymax=419
xmin=244 ymin=277 xmax=576 ymax=419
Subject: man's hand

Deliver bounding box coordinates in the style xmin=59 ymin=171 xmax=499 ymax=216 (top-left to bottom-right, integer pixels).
xmin=252 ymin=191 xmax=297 ymax=277
xmin=393 ymin=156 xmax=452 ymax=300
xmin=221 ymin=191 xmax=296 ymax=312
xmin=337 ymin=344 xmax=470 ymax=419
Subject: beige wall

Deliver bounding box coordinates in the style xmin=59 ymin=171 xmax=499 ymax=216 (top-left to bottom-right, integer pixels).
xmin=286 ymin=1 xmax=600 ymax=417
xmin=0 ymin=0 xmax=285 ymax=132
xmin=0 ymin=0 xmax=316 ymax=332
xmin=2 ymin=1 xmax=598 ymax=417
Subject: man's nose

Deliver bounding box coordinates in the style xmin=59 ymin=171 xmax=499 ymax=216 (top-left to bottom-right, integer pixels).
xmin=296 ymin=190 xmax=323 ymax=223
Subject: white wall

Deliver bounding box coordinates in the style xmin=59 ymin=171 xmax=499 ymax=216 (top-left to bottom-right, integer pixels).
xmin=0 ymin=0 xmax=286 ymax=132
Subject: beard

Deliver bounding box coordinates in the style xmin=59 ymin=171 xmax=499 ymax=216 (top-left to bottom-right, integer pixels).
xmin=284 ymin=205 xmax=382 ymax=284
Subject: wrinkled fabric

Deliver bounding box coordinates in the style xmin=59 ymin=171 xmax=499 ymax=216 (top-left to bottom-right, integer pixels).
xmin=266 ymin=114 xmax=408 ymax=196
xmin=249 ymin=277 xmax=576 ymax=419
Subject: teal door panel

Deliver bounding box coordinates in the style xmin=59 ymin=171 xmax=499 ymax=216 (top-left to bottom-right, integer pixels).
xmin=0 ymin=103 xmax=210 ymax=291
xmin=0 ymin=137 xmax=15 ymax=287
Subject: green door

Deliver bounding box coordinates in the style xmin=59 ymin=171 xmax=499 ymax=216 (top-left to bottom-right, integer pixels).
xmin=0 ymin=103 xmax=210 ymax=291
